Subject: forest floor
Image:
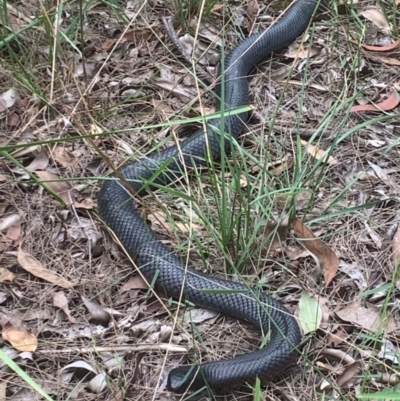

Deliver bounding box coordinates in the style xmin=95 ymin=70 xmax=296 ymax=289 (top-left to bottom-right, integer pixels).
xmin=1 ymin=0 xmax=400 ymax=400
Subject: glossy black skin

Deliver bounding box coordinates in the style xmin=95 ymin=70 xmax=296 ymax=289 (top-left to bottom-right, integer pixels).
xmin=98 ymin=0 xmax=323 ymax=393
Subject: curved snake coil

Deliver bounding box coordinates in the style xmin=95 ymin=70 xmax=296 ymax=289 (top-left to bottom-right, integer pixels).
xmin=98 ymin=0 xmax=323 ymax=393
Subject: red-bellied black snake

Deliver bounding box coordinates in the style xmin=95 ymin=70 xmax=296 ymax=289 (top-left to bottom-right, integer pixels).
xmin=98 ymin=0 xmax=326 ymax=393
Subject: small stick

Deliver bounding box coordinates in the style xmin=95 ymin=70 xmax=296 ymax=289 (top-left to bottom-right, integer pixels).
xmin=37 ymin=343 xmax=187 ymax=355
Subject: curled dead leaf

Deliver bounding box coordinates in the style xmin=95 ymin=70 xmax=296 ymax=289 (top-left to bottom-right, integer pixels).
xmin=0 ymin=214 xmax=20 ymax=231
xmin=2 ymin=325 xmax=38 ymax=352
xmin=293 ymin=217 xmax=339 ymax=286
xmin=81 ymin=296 xmax=110 ymax=324
xmin=336 ymin=362 xmax=362 ymax=388
xmin=7 ymin=112 xmax=20 ymax=127
xmin=120 ymin=28 xmax=154 ymax=45
xmin=26 ymin=148 xmax=49 ymax=171
xmin=274 ymin=190 xmax=312 ymax=211
xmin=50 ymin=145 xmax=76 ymax=168
xmin=365 ymin=52 xmax=400 ymax=66
xmin=285 ymin=41 xmax=321 ymax=59
xmin=119 ymin=276 xmax=149 ymax=293
xmin=336 ymin=300 xmax=397 ymax=334
xmin=359 ymin=9 xmax=391 ymax=34
xmin=17 ymin=247 xmax=75 ymax=289
xmin=0 ymin=88 xmax=18 ymax=110
xmin=53 ymin=292 xmax=77 ymax=323
xmin=35 ymin=170 xmax=93 ymax=209
xmin=361 ymin=39 xmax=400 ymax=52
xmin=88 ymin=372 xmax=107 ymax=393
xmin=351 ymin=90 xmax=399 ymax=113
xmin=261 ymin=220 xmax=289 ymax=252
xmin=0 ymin=268 xmax=15 ymax=283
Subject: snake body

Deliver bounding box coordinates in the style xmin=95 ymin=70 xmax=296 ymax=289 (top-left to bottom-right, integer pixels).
xmin=98 ymin=0 xmax=322 ymax=393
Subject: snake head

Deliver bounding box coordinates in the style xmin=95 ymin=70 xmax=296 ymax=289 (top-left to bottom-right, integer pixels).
xmin=167 ymin=364 xmax=207 ymax=393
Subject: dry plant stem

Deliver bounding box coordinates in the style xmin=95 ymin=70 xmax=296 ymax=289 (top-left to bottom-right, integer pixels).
xmin=37 ymin=344 xmax=187 ymax=354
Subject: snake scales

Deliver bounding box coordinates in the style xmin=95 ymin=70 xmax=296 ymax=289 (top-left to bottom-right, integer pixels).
xmin=98 ymin=0 xmax=324 ymax=393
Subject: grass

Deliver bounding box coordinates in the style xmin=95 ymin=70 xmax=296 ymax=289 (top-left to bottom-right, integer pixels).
xmin=1 ymin=0 xmax=400 ymax=400
xmin=173 ymin=0 xmax=220 ymax=30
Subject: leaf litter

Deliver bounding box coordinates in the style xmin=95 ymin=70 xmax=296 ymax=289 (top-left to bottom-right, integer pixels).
xmin=1 ymin=0 xmax=400 ymax=400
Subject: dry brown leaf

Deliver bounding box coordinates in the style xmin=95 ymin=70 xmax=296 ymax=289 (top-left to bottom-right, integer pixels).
xmin=35 ymin=171 xmax=73 ymax=205
xmin=35 ymin=170 xmax=93 ymax=209
xmin=148 ymin=210 xmax=203 ymax=234
xmin=392 ymin=224 xmax=400 ymax=265
xmin=0 ymin=310 xmax=24 ymax=329
xmin=17 ymin=247 xmax=75 ymax=289
xmin=359 ymin=9 xmax=391 ymax=34
xmin=275 ymin=190 xmax=312 ymax=211
xmin=269 ymin=155 xmax=294 ymax=175
xmin=336 ymin=362 xmax=362 ymax=388
xmin=153 ymin=78 xmax=197 ymax=100
xmin=0 ymin=267 xmax=15 ymax=283
xmin=121 ymin=29 xmax=154 ymax=45
xmin=328 ymin=326 xmax=349 ymax=347
xmin=368 ymin=162 xmax=393 ymax=183
xmin=2 ymin=325 xmax=38 ymax=352
xmin=362 ymin=39 xmax=400 ymax=51
xmin=336 ymin=301 xmax=397 ymax=334
xmin=0 ymin=88 xmax=18 ymax=110
xmin=6 ymin=112 xmax=20 ymax=127
xmin=285 ymin=42 xmax=320 ymax=59
xmin=189 ymin=19 xmax=222 ymax=47
xmin=318 ymin=296 xmax=331 ymax=328
xmin=73 ymin=196 xmax=94 ymax=209
xmin=51 ymin=145 xmax=76 ymax=168
xmin=293 ymin=217 xmax=339 ymax=286
xmin=0 ymin=99 xmax=7 ymax=114
xmin=270 ymin=64 xmax=294 ymax=82
xmin=94 ymin=38 xmax=116 ymax=51
xmin=0 ymin=213 xmax=20 ymax=231
xmin=184 ymin=308 xmax=218 ymax=323
xmin=262 ymin=221 xmax=288 ymax=252
xmin=284 ymin=245 xmax=310 ymax=261
xmin=6 ymin=219 xmax=21 ymax=243
xmin=151 ymin=99 xmax=175 ymax=119
xmin=0 ymin=380 xmax=6 ymax=400
xmin=365 ymin=52 xmax=400 ymax=66
xmin=300 ymin=140 xmax=339 ymax=165
xmin=26 ymin=148 xmax=49 ymax=171
xmin=88 ymin=372 xmax=107 ymax=393
xmin=119 ymin=276 xmax=149 ymax=293
xmin=81 ymin=295 xmax=110 ymax=324
xmin=53 ymin=292 xmax=77 ymax=323
xmin=61 ymin=360 xmax=97 ymax=375
xmin=351 ymin=91 xmax=400 ymax=112
xmin=145 ymin=299 xmax=164 ymax=314
xmin=246 ymin=0 xmax=259 ymax=19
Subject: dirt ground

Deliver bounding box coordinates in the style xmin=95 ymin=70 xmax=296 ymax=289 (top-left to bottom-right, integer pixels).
xmin=1 ymin=0 xmax=400 ymax=400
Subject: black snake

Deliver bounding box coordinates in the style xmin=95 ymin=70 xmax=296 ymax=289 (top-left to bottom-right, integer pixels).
xmin=98 ymin=0 xmax=324 ymax=393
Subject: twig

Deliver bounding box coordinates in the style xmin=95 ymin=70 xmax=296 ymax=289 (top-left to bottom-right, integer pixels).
xmin=37 ymin=343 xmax=187 ymax=355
